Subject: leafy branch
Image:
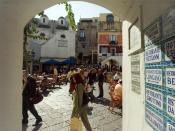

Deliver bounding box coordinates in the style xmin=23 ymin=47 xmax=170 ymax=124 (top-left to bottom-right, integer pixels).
xmin=60 ymin=0 xmax=76 ymax=30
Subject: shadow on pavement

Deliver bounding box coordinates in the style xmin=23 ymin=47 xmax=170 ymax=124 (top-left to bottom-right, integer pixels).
xmin=87 ymin=106 xmax=93 ymax=115
xmin=32 ymin=123 xmax=42 ymax=131
xmin=22 ymin=123 xmax=43 ymax=131
xmin=92 ymin=97 xmax=110 ymax=106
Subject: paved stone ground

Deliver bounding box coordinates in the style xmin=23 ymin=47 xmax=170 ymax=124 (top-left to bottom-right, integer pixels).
xmin=22 ymin=83 xmax=122 ymax=131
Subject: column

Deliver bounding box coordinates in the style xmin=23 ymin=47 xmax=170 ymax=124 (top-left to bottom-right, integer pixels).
xmin=0 ymin=4 xmax=22 ymax=131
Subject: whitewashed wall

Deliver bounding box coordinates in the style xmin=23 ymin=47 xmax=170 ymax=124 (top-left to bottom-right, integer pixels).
xmin=122 ymin=20 xmax=153 ymax=131
xmin=41 ymin=30 xmax=75 ymax=59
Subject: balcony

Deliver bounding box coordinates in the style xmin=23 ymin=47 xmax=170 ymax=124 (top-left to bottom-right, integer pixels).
xmin=79 ymin=37 xmax=86 ymax=41
xmin=109 ymin=40 xmax=116 ymax=46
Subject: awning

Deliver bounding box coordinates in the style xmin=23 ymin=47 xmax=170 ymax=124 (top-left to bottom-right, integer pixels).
xmin=43 ymin=59 xmax=60 ymax=65
xmin=61 ymin=57 xmax=75 ymax=65
xmin=42 ymin=57 xmax=75 ymax=65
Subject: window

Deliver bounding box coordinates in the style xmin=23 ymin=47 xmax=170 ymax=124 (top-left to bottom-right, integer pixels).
xmin=61 ymin=20 xmax=64 ymax=25
xmin=106 ymin=14 xmax=114 ymax=23
xmin=80 ymin=32 xmax=85 ymax=38
xmin=111 ymin=48 xmax=116 ymax=56
xmin=110 ymin=35 xmax=116 ymax=41
xmin=100 ymin=47 xmax=108 ymax=54
xmin=61 ymin=34 xmax=66 ymax=39
xmin=40 ymin=32 xmax=45 ymax=37
xmin=43 ymin=18 xmax=45 ymax=23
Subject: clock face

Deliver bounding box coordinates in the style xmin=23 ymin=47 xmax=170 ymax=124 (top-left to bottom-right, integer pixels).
xmin=107 ymin=14 xmax=114 ymax=23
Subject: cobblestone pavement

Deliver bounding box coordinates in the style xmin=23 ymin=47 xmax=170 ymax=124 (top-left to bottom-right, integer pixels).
xmin=23 ymin=83 xmax=122 ymax=131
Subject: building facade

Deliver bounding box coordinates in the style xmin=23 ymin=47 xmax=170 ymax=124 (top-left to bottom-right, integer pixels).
xmin=27 ymin=15 xmax=75 ymax=73
xmin=76 ymin=18 xmax=98 ymax=64
xmin=97 ymin=13 xmax=122 ymax=68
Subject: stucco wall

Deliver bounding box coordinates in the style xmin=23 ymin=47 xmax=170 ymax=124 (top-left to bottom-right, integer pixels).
xmin=122 ymin=20 xmax=153 ymax=131
xmin=41 ymin=30 xmax=75 ymax=59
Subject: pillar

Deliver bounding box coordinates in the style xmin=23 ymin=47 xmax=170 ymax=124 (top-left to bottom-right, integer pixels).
xmin=0 ymin=3 xmax=22 ymax=131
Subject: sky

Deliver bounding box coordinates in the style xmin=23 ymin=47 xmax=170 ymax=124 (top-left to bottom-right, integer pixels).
xmin=35 ymin=1 xmax=112 ymax=24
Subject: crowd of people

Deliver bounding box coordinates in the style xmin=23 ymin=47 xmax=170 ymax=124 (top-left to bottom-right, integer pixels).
xmin=22 ymin=65 xmax=122 ymax=130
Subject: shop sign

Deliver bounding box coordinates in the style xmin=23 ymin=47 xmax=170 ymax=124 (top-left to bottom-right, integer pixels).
xmin=58 ymin=39 xmax=68 ymax=47
xmin=166 ymin=68 xmax=175 ymax=89
xmin=146 ymin=88 xmax=163 ymax=110
xmin=145 ymin=46 xmax=161 ymax=63
xmin=167 ymin=96 xmax=175 ymax=118
xmin=167 ymin=122 xmax=175 ymax=131
xmin=146 ymin=69 xmax=162 ymax=86
xmin=145 ymin=108 xmax=164 ymax=131
xmin=165 ymin=37 xmax=175 ymax=61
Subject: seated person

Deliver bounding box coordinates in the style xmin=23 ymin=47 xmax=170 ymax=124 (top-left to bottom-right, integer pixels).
xmin=109 ymin=79 xmax=122 ymax=111
xmin=109 ymin=78 xmax=118 ymax=98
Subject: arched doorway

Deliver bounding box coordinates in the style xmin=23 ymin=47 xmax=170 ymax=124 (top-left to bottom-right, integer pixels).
xmin=0 ymin=0 xmax=175 ymax=131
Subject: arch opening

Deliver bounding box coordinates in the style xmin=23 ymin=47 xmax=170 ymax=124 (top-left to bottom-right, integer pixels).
xmin=22 ymin=1 xmax=124 ymax=131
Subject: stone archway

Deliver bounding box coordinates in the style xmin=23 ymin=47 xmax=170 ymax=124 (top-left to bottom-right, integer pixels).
xmin=0 ymin=0 xmax=175 ymax=131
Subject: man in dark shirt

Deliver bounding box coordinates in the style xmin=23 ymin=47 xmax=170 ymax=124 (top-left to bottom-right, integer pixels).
xmin=97 ymin=69 xmax=104 ymax=98
xmin=22 ymin=76 xmax=42 ymax=125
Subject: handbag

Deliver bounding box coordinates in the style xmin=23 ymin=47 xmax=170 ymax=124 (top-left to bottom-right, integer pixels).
xmin=70 ymin=117 xmax=82 ymax=131
xmin=31 ymin=91 xmax=43 ymax=104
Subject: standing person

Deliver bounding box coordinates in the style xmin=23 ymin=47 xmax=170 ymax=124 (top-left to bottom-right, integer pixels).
xmin=87 ymin=69 xmax=96 ymax=101
xmin=67 ymin=68 xmax=76 ymax=94
xmin=53 ymin=65 xmax=58 ymax=76
xmin=22 ymin=76 xmax=42 ymax=125
xmin=97 ymin=69 xmax=104 ymax=98
xmin=71 ymin=73 xmax=92 ymax=131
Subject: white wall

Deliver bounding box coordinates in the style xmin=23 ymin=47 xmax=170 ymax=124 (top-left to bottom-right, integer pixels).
xmin=122 ymin=2 xmax=175 ymax=131
xmin=41 ymin=30 xmax=75 ymax=59
xmin=122 ymin=20 xmax=153 ymax=131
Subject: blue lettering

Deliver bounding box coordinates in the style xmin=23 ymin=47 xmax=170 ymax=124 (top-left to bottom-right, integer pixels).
xmin=148 ymin=75 xmax=161 ymax=81
xmin=168 ymin=77 xmax=172 ymax=84
xmin=169 ymin=124 xmax=175 ymax=131
xmin=172 ymin=78 xmax=175 ymax=85
xmin=167 ymin=77 xmax=175 ymax=85
xmin=168 ymin=105 xmax=175 ymax=115
xmin=168 ymin=98 xmax=174 ymax=106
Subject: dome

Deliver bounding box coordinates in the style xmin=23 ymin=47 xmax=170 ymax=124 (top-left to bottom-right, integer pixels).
xmin=58 ymin=17 xmax=68 ymax=27
xmin=39 ymin=15 xmax=49 ymax=25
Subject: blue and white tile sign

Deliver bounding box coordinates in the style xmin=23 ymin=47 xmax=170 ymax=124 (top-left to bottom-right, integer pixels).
xmin=167 ymin=95 xmax=175 ymax=118
xmin=145 ymin=46 xmax=162 ymax=64
xmin=145 ymin=6 xmax=175 ymax=131
xmin=164 ymin=37 xmax=175 ymax=61
xmin=167 ymin=122 xmax=175 ymax=131
xmin=145 ymin=108 xmax=164 ymax=131
xmin=146 ymin=69 xmax=162 ymax=86
xmin=166 ymin=68 xmax=175 ymax=89
xmin=145 ymin=88 xmax=163 ymax=110
xmin=146 ymin=88 xmax=163 ymax=110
